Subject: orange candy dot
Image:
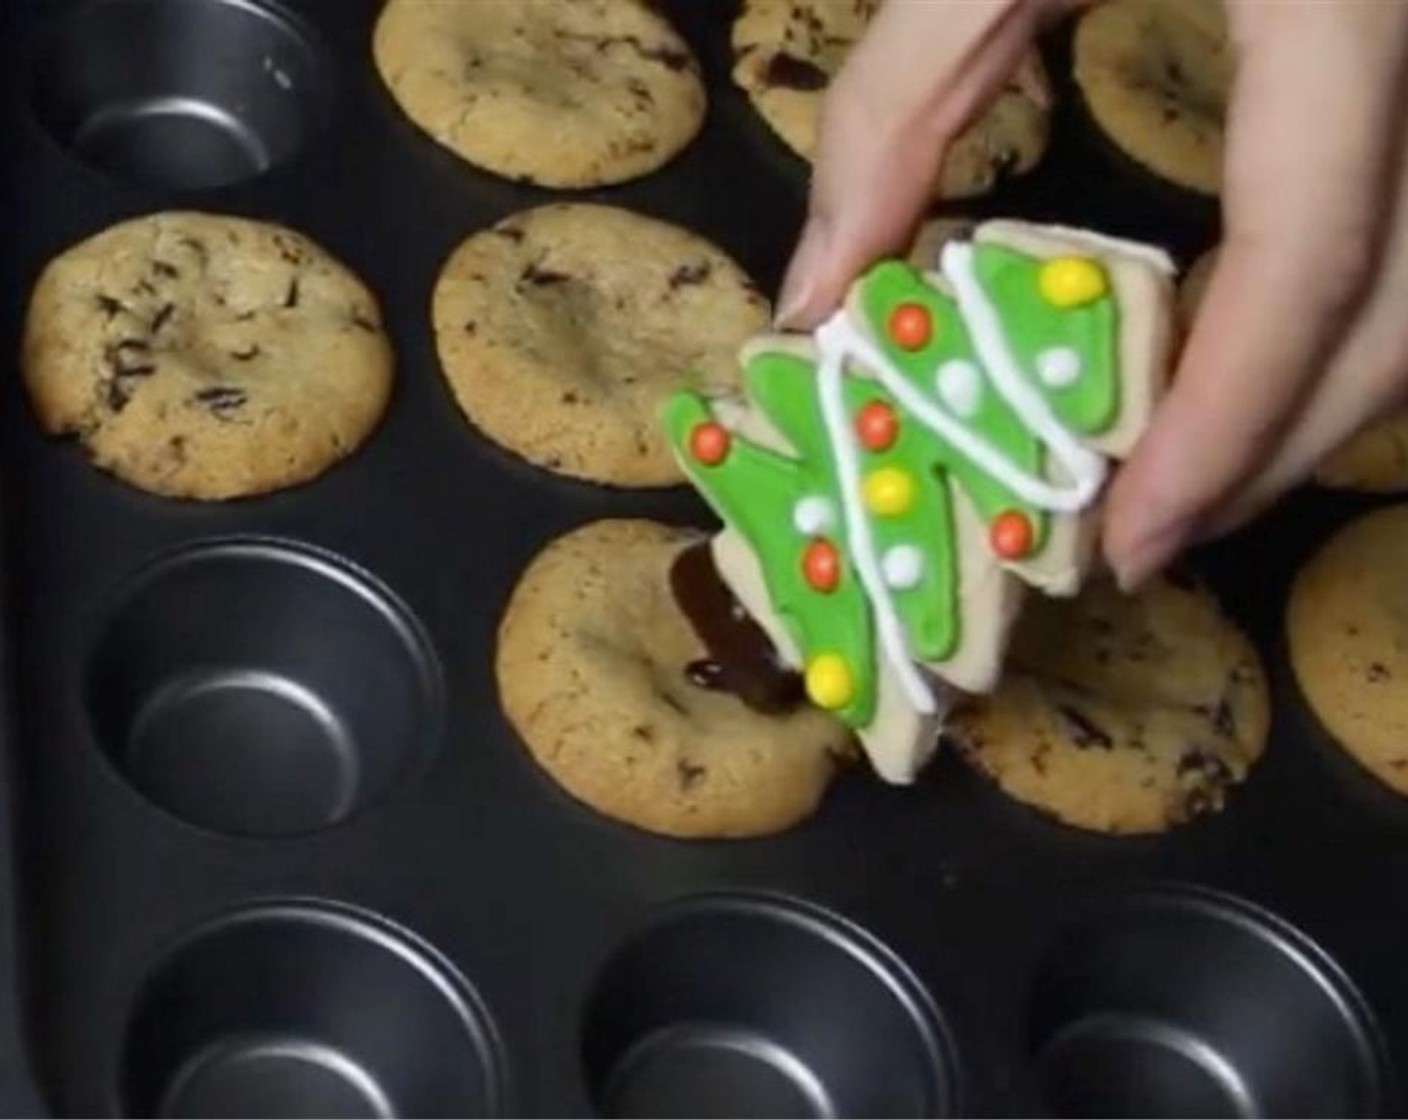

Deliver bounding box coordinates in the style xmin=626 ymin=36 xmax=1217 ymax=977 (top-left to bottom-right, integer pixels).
xmin=855 ymin=400 xmax=899 ymax=451
xmin=802 ymin=539 xmax=841 ymax=592
xmin=887 ymin=302 xmax=932 ymax=350
xmin=989 ymin=510 xmax=1035 ymax=559
xmin=689 ymin=421 xmax=731 ymax=465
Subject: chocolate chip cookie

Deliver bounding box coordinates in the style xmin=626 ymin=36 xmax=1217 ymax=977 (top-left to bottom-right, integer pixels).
xmin=432 ymin=203 xmax=769 ymax=487
xmin=1074 ymin=0 xmax=1230 ymax=194
xmin=949 ymin=572 xmax=1269 ymax=834
xmin=1315 ymin=413 xmax=1408 ymax=493
xmin=23 ymin=211 xmax=392 ymax=500
xmin=374 ymin=0 xmax=705 ymax=188
xmin=731 ymin=0 xmax=1051 ymax=199
xmin=1287 ymin=504 xmax=1408 ymax=794
xmin=496 ymin=519 xmax=852 ymax=838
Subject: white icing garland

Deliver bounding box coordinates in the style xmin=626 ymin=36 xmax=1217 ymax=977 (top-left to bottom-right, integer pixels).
xmin=818 ymin=316 xmax=1102 ymax=514
xmin=814 ymin=323 xmax=937 ymax=716
xmin=940 ymin=242 xmax=1107 ymax=510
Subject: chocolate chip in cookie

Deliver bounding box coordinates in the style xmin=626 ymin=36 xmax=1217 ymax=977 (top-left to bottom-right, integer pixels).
xmin=23 ymin=211 xmax=392 ymax=499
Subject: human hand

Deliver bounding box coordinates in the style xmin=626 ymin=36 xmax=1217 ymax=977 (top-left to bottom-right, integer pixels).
xmin=776 ymin=0 xmax=1408 ymax=589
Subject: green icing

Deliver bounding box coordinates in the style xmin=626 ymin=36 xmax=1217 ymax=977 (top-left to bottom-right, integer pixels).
xmin=857 ymin=262 xmax=1049 ymax=551
xmin=837 ymin=376 xmax=959 ymax=662
xmin=743 ymin=339 xmax=960 ymax=663
xmin=972 ymin=245 xmax=1119 ymax=432
xmin=663 ymin=363 xmax=880 ymax=727
xmin=662 ymin=242 xmax=1125 ymax=733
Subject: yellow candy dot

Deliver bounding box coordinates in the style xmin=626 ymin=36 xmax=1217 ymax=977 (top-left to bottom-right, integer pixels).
xmin=805 ymin=653 xmax=854 ymax=711
xmin=863 ymin=466 xmax=916 ymax=517
xmin=1038 ymin=256 xmax=1108 ymax=308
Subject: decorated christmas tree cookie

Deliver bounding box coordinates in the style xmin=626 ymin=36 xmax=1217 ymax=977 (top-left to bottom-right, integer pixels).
xmin=663 ymin=220 xmax=1175 ymax=782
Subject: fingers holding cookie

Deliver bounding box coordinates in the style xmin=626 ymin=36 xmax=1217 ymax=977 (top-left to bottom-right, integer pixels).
xmin=732 ymin=0 xmax=1051 ymax=201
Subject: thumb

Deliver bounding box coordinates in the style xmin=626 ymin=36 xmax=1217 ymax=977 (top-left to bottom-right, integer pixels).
xmin=775 ymin=0 xmax=1062 ymax=330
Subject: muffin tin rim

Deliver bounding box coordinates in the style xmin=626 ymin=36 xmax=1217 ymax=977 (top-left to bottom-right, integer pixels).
xmin=73 ymin=532 xmax=447 ymax=842
xmin=107 ymin=894 xmax=512 ymax=1118
xmin=581 ymin=886 xmax=964 ymax=1115
xmin=23 ymin=0 xmax=342 ymax=194
xmin=1026 ymin=879 xmax=1395 ymax=1110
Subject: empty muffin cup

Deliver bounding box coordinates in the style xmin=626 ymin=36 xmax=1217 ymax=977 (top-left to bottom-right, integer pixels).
xmin=582 ymin=895 xmax=956 ymax=1119
xmin=85 ymin=540 xmax=441 ymax=837
xmin=30 ymin=0 xmax=332 ymax=189
xmin=119 ymin=903 xmax=503 ymax=1117
xmin=1028 ymin=888 xmax=1386 ymax=1118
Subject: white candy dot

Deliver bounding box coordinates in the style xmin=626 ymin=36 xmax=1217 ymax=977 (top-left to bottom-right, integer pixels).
xmin=1037 ymin=346 xmax=1081 ymax=388
xmin=881 ymin=544 xmax=924 ymax=590
xmin=792 ymin=494 xmax=836 ymax=536
xmin=936 ymin=359 xmax=982 ymax=418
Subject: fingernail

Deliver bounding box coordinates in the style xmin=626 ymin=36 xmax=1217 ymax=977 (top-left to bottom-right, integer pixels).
xmin=1112 ymin=518 xmax=1191 ymax=593
xmin=775 ymin=216 xmax=830 ymax=329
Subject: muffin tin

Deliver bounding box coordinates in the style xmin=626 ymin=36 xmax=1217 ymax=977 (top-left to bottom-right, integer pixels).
xmin=0 ymin=0 xmax=1406 ymax=1115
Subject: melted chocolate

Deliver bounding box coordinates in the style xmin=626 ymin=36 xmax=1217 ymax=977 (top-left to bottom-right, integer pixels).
xmin=685 ymin=658 xmax=730 ymax=691
xmin=670 ymin=542 xmax=803 ymax=714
